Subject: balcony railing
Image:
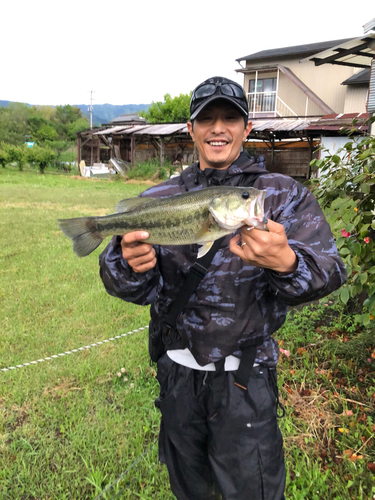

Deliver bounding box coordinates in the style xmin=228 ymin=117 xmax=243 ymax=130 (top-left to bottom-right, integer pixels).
xmin=247 ymin=92 xmax=297 ymax=118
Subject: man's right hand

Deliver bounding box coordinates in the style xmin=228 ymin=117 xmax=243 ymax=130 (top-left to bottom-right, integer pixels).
xmin=121 ymin=231 xmax=157 ymax=273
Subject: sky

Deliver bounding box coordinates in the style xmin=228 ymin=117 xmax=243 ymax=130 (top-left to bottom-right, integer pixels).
xmin=1 ymin=0 xmax=373 ymax=106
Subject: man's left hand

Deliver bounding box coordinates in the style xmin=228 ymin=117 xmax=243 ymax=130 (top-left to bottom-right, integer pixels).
xmin=229 ymin=220 xmax=298 ymax=274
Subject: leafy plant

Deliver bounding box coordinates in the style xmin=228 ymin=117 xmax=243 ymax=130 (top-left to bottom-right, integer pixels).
xmin=309 ymin=119 xmax=375 ymax=323
xmin=6 ymin=144 xmax=27 ymax=171
xmin=27 ymin=145 xmax=56 ymax=174
xmin=0 ymin=143 xmax=8 ymax=167
xmin=140 ymin=92 xmax=191 ymax=123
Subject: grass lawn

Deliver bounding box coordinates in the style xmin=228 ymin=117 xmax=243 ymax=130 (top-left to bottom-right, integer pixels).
xmin=0 ymin=168 xmax=374 ymax=499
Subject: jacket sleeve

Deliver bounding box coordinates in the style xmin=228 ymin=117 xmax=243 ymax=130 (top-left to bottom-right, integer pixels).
xmin=262 ymin=177 xmax=347 ymax=306
xmin=99 ymin=236 xmax=161 ymax=305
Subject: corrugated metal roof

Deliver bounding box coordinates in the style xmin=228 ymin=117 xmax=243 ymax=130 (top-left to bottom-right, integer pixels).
xmin=305 ymin=113 xmax=370 ymax=131
xmin=236 ymin=38 xmax=353 ymax=63
xmin=133 ymin=123 xmax=187 ymax=135
xmin=251 ymin=118 xmax=312 ymax=132
xmin=85 ymin=120 xmax=315 ymax=141
xmin=92 ymin=125 xmax=131 ymax=135
xmin=113 ymin=124 xmax=150 ymax=134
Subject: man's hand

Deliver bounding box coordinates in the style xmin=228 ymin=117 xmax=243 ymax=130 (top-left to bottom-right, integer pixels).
xmin=229 ymin=220 xmax=297 ymax=274
xmin=121 ymin=231 xmax=157 ymax=273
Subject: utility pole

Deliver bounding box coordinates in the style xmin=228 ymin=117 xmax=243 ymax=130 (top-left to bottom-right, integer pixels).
xmin=88 ymin=90 xmax=95 ymax=129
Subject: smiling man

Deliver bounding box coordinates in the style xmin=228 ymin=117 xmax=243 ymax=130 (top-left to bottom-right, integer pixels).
xmin=99 ymin=76 xmax=347 ymax=500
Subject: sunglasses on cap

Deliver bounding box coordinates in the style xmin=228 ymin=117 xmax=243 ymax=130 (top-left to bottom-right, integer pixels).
xmin=192 ymin=81 xmax=247 ymax=101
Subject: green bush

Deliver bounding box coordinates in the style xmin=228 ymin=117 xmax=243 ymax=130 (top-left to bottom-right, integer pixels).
xmin=6 ymin=144 xmax=27 ymax=171
xmin=0 ymin=143 xmax=8 ymax=167
xmin=127 ymin=159 xmax=174 ymax=181
xmin=309 ymin=119 xmax=375 ymax=323
xmin=27 ymin=145 xmax=56 ymax=174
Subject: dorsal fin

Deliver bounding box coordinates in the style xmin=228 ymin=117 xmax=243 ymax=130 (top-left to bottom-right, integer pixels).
xmin=115 ymin=197 xmax=156 ymax=213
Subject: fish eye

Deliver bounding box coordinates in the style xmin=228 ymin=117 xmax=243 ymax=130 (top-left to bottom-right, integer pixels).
xmin=241 ymin=191 xmax=249 ymax=199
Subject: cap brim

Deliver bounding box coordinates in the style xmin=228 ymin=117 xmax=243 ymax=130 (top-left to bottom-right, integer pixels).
xmin=190 ymin=95 xmax=248 ymax=121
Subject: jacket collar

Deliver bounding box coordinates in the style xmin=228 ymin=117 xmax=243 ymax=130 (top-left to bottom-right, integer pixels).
xmin=180 ymin=151 xmax=268 ymax=191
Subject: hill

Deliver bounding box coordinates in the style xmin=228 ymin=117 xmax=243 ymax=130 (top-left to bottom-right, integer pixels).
xmin=74 ymin=103 xmax=150 ymax=126
xmin=0 ymin=101 xmax=150 ymax=126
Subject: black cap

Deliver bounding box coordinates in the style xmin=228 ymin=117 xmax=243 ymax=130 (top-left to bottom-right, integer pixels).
xmin=190 ymin=76 xmax=248 ymax=121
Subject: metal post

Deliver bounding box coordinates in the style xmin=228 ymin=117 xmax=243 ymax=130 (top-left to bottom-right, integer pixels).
xmin=88 ymin=90 xmax=95 ymax=130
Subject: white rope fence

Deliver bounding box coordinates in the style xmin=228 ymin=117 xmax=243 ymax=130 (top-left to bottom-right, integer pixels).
xmin=0 ymin=325 xmax=149 ymax=373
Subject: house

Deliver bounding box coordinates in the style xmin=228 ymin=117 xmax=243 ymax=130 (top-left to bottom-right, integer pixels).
xmin=235 ymin=37 xmax=371 ymax=118
xmin=110 ymin=113 xmax=147 ymax=125
xmin=235 ymin=26 xmax=375 ymax=176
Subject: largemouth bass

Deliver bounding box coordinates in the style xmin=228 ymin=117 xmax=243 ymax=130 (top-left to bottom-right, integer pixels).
xmin=58 ymin=186 xmax=267 ymax=258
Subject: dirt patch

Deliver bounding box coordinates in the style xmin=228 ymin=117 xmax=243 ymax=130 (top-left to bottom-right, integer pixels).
xmin=281 ymin=386 xmax=337 ymax=451
xmin=43 ymin=378 xmax=83 ymax=399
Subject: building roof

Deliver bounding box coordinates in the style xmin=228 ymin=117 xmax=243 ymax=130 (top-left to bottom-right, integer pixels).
xmin=236 ymin=38 xmax=353 ymax=63
xmin=90 ymin=123 xmax=188 ymax=137
xmin=110 ymin=113 xmax=147 ymax=124
xmin=341 ymin=68 xmax=371 ymax=85
xmin=305 ymin=113 xmax=370 ymax=132
xmin=301 ymin=32 xmax=375 ymax=69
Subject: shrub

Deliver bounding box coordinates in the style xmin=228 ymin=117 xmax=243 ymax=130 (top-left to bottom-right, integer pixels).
xmin=27 ymin=146 xmax=56 ymax=174
xmin=0 ymin=143 xmax=8 ymax=168
xmin=127 ymin=159 xmax=174 ymax=181
xmin=6 ymin=144 xmax=27 ymax=171
xmin=309 ymin=119 xmax=375 ymax=323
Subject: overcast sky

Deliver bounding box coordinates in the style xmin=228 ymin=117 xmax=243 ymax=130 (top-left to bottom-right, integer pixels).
xmin=1 ymin=1 xmax=373 ymax=106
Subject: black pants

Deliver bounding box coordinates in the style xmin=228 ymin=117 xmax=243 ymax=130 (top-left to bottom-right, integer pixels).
xmin=156 ymin=354 xmax=286 ymax=500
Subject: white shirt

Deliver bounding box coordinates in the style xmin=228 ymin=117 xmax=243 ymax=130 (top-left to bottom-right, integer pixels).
xmin=167 ymin=348 xmax=258 ymax=371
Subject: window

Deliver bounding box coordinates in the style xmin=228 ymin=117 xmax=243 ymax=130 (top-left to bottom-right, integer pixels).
xmin=249 ymin=78 xmax=277 ymax=93
xmin=248 ymin=78 xmax=277 ymax=113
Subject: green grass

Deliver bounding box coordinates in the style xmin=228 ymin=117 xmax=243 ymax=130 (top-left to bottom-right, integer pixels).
xmin=0 ymin=168 xmax=374 ymax=499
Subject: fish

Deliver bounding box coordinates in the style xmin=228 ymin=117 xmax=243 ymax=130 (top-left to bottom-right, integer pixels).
xmin=58 ymin=186 xmax=267 ymax=258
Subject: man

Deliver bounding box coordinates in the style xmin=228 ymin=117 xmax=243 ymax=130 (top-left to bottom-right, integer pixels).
xmin=99 ymin=76 xmax=347 ymax=500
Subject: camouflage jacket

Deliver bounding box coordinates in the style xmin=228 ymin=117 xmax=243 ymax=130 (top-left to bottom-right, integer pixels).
xmin=99 ymin=152 xmax=347 ymax=367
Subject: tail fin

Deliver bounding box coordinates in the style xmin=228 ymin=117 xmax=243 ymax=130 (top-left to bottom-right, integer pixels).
xmin=58 ymin=217 xmax=104 ymax=257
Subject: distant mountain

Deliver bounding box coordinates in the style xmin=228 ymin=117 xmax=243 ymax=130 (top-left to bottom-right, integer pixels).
xmin=0 ymin=101 xmax=150 ymax=126
xmin=0 ymin=100 xmax=32 ymax=108
xmin=74 ymin=103 xmax=150 ymax=126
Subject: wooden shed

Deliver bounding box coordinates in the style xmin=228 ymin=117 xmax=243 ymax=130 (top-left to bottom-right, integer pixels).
xmin=77 ymin=118 xmax=325 ymax=179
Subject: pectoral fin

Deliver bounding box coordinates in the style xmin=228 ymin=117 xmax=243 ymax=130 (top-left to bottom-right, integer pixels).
xmin=197 ymin=241 xmax=214 ymax=258
xmin=115 ymin=197 xmax=156 ymax=213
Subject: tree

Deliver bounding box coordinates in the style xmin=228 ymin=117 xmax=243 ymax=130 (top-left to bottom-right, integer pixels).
xmin=67 ymin=118 xmax=89 ymax=140
xmin=0 ymin=103 xmax=31 ymax=145
xmin=55 ymin=104 xmax=82 ymax=124
xmin=310 ymin=118 xmax=375 ymax=323
xmin=0 ymin=143 xmax=8 ymax=167
xmin=36 ymin=124 xmax=59 ymax=142
xmin=27 ymin=145 xmax=56 ymax=174
xmin=6 ymin=144 xmax=27 ymax=170
xmin=140 ymin=93 xmax=191 ymax=123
